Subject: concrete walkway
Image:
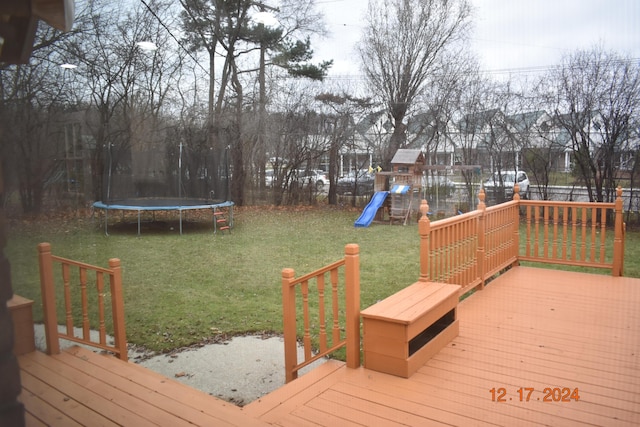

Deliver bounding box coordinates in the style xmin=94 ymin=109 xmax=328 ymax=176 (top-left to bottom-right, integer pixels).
xmin=33 ymin=325 xmax=325 ymax=406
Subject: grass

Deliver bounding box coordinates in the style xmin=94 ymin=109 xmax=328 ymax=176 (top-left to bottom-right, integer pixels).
xmin=7 ymin=207 xmax=419 ymax=352
xmin=7 ymin=206 xmax=639 ymax=354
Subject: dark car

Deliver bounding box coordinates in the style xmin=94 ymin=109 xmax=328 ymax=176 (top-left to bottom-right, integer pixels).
xmin=336 ymin=171 xmax=375 ymax=196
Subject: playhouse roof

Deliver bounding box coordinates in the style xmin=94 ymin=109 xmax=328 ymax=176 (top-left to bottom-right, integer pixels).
xmin=390 ymin=149 xmax=425 ymax=165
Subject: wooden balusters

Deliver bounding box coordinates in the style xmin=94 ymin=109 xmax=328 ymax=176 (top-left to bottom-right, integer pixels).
xmin=599 ymin=207 xmax=607 ymax=263
xmin=317 ymin=274 xmax=327 ymax=352
xmin=37 ymin=243 xmax=127 ymax=361
xmin=96 ymin=272 xmax=106 ymax=345
xmin=562 ymin=205 xmax=569 ymax=260
xmin=330 ymin=268 xmax=340 ymax=345
xmin=543 ymin=206 xmax=549 ymax=259
xmin=552 ymin=206 xmax=559 ymax=259
xmin=62 ymin=263 xmax=73 ymax=334
xmin=518 ymin=188 xmax=624 ymax=275
xmin=282 ymin=244 xmax=360 ymax=383
xmin=301 ymin=280 xmax=311 ymax=361
xmin=80 ymin=267 xmax=89 ymax=341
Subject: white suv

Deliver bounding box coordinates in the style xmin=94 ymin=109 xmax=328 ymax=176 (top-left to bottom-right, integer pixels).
xmin=484 ymin=170 xmax=530 ymax=200
xmin=295 ymin=170 xmax=327 ymax=191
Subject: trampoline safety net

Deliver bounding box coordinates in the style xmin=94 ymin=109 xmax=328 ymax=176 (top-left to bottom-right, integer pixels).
xmin=102 ymin=141 xmax=230 ymax=204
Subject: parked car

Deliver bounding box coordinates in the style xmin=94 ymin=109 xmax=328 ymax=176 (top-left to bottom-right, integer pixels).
xmin=484 ymin=170 xmax=530 ymax=200
xmin=295 ymin=170 xmax=327 ymax=191
xmin=336 ymin=171 xmax=375 ymax=196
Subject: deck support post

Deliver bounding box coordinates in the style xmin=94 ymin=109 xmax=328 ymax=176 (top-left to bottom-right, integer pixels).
xmin=613 ymin=186 xmax=624 ymax=277
xmin=344 ymin=244 xmax=360 ymax=369
xmin=38 ymin=243 xmax=60 ymax=356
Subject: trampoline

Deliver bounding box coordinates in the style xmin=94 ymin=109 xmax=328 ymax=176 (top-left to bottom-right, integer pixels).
xmin=93 ymin=135 xmax=233 ymax=235
xmin=93 ymin=198 xmax=234 ymax=235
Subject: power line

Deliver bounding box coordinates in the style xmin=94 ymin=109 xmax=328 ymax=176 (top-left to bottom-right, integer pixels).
xmin=140 ymin=0 xmax=210 ymax=77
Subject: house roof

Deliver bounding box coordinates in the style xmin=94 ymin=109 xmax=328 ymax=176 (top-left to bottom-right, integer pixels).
xmin=390 ymin=149 xmax=424 ymax=165
xmin=354 ymin=110 xmax=387 ymax=136
xmin=456 ymin=109 xmax=501 ymax=133
xmin=506 ymin=110 xmax=547 ymax=133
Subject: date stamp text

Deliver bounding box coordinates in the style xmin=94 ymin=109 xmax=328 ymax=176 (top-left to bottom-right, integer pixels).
xmin=490 ymin=387 xmax=580 ymax=402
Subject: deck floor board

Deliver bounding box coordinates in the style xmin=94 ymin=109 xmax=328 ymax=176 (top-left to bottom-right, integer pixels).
xmin=18 ymin=266 xmax=640 ymax=426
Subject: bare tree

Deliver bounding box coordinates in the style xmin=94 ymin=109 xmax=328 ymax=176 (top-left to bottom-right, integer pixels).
xmin=63 ymin=0 xmax=184 ymax=201
xmin=540 ymin=47 xmax=640 ymax=203
xmin=442 ymin=67 xmax=492 ymax=208
xmin=357 ymin=0 xmax=471 ymax=167
xmin=0 ymin=22 xmax=83 ymax=213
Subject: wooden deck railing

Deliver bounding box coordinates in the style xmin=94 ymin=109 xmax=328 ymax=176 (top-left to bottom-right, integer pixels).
xmin=519 ymin=187 xmax=625 ymax=275
xmin=281 ymin=244 xmax=360 ymax=383
xmin=419 ymin=186 xmax=626 ymax=295
xmin=279 ymin=187 xmax=625 ymax=381
xmin=38 ymin=242 xmax=128 ymax=361
xmin=418 ymin=190 xmax=520 ymax=295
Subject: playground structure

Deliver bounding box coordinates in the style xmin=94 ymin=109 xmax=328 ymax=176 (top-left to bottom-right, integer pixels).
xmin=355 ymin=149 xmax=425 ymax=226
xmin=355 ymin=150 xmax=484 ymax=227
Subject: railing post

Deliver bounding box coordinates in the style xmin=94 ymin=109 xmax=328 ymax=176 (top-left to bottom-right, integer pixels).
xmin=513 ymin=185 xmax=521 ymax=267
xmin=38 ymin=243 xmax=60 ymax=355
xmin=108 ymin=258 xmax=127 ymax=361
xmin=282 ymin=268 xmax=298 ymax=383
xmin=344 ymin=244 xmax=360 ymax=369
xmin=418 ymin=200 xmax=430 ymax=282
xmin=612 ymin=186 xmax=624 ymax=277
xmin=477 ymin=189 xmax=486 ymax=290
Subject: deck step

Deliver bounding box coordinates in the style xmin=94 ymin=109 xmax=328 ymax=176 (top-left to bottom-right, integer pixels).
xmin=243 ymin=360 xmax=345 ymax=421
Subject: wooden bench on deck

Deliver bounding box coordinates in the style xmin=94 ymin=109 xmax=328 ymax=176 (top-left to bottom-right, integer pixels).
xmin=361 ymin=281 xmax=460 ymax=378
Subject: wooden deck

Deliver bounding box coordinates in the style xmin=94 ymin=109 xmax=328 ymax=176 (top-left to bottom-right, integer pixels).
xmin=244 ymin=267 xmax=640 ymax=426
xmin=18 ymin=346 xmax=269 ymax=427
xmin=19 ymin=266 xmax=640 ymax=426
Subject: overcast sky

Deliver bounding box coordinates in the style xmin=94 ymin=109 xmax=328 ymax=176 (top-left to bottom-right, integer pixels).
xmin=312 ymin=0 xmax=640 ymax=78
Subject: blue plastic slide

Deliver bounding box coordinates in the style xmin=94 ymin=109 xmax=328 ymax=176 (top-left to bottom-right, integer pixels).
xmin=354 ymin=191 xmax=389 ymax=227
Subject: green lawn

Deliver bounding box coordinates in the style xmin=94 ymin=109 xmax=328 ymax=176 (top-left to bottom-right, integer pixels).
xmin=7 ymin=207 xmax=420 ymax=352
xmin=7 ymin=207 xmax=639 ymax=353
